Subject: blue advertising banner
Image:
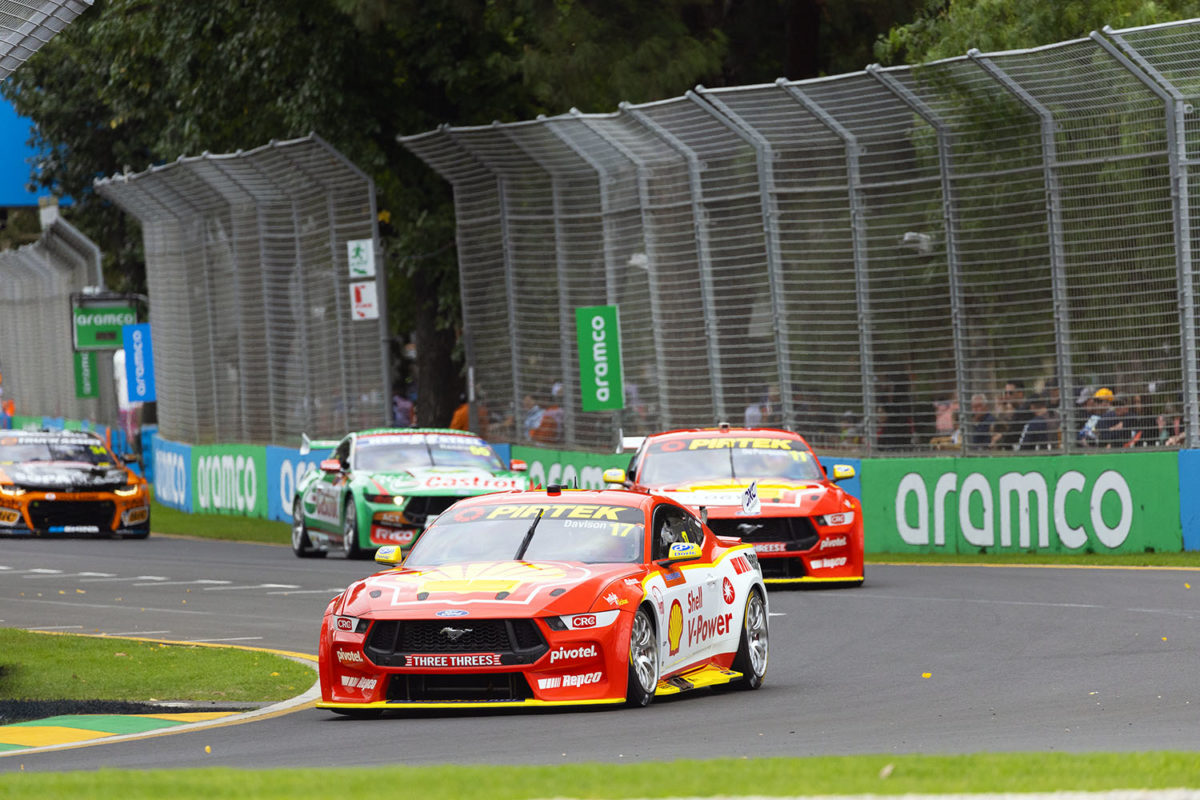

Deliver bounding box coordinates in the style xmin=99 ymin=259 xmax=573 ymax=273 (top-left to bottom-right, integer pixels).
xmin=1178 ymin=450 xmax=1200 ymax=551
xmin=123 ymin=323 xmax=156 ymax=402
xmin=266 ymin=445 xmax=326 ymax=522
xmin=151 ymin=434 xmax=192 ymax=513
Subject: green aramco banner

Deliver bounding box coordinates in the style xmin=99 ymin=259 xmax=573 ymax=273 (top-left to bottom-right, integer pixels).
xmin=860 ymin=452 xmax=1182 ymax=554
xmin=575 ymin=304 xmax=624 ymax=412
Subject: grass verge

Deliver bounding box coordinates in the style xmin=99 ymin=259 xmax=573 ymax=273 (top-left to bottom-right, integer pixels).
xmin=0 ymin=629 xmax=313 ymax=704
xmin=3 ymin=753 xmax=1200 ymax=797
xmin=149 ymin=496 xmax=291 ymax=545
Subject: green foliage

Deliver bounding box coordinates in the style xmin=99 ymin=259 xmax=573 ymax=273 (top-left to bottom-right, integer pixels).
xmin=876 ymin=0 xmax=1200 ymax=66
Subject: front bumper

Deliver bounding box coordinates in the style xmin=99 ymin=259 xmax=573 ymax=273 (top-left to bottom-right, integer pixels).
xmin=319 ymin=612 xmax=635 ymax=709
xmin=0 ymin=489 xmax=149 ymax=536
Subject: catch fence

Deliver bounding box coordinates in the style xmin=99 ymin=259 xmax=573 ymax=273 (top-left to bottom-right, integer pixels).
xmin=0 ymin=215 xmax=114 ymax=423
xmin=0 ymin=0 xmax=92 ymax=81
xmin=401 ymin=18 xmax=1200 ymax=455
xmin=95 ymin=135 xmax=388 ymax=446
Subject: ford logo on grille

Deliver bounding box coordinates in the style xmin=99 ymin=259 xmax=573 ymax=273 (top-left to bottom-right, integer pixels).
xmin=439 ymin=626 xmax=472 ymax=641
xmin=435 ymin=609 xmax=469 ymax=618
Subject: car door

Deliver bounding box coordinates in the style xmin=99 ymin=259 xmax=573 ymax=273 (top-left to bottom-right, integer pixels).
xmin=650 ymin=503 xmax=720 ymax=676
xmin=304 ymin=436 xmax=351 ymax=537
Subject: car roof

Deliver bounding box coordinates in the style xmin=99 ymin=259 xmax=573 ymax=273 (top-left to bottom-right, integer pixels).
xmin=451 ymin=488 xmax=659 ymax=512
xmin=644 ymin=426 xmax=808 ymax=443
xmin=354 ymin=428 xmax=484 ymax=439
xmin=3 ymin=429 xmax=105 ymax=443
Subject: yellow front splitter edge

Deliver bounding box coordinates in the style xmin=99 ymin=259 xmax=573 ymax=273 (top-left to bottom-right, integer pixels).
xmin=765 ymin=575 xmax=863 ymax=584
xmin=317 ymin=697 xmax=624 ymax=711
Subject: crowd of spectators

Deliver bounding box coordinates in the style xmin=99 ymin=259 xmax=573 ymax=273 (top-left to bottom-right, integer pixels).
xmin=933 ymin=377 xmax=1186 ymax=452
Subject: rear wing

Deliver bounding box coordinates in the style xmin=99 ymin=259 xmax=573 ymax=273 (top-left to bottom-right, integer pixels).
xmin=617 ymin=435 xmax=645 ymax=453
xmin=300 ymin=433 xmax=340 ymax=456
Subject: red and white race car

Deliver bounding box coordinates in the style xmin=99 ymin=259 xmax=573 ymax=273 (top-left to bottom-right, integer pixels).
xmin=317 ymin=487 xmax=768 ymax=714
xmin=606 ymin=425 xmax=864 ymax=586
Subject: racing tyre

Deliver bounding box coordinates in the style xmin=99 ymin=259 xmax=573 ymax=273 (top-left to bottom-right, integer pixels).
xmin=342 ymin=501 xmax=364 ymax=559
xmin=292 ymin=500 xmax=325 ymax=558
xmin=731 ymin=589 xmax=768 ymax=690
xmin=625 ymin=606 xmax=659 ymax=707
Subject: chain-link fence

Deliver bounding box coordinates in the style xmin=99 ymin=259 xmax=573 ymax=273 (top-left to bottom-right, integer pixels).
xmin=95 ymin=135 xmax=388 ymax=447
xmin=0 ymin=215 xmax=114 ymax=422
xmin=401 ymin=19 xmax=1200 ymax=456
xmin=0 ymin=0 xmax=92 ymax=80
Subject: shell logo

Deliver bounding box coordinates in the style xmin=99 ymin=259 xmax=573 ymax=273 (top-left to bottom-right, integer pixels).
xmin=667 ymin=599 xmax=683 ymax=656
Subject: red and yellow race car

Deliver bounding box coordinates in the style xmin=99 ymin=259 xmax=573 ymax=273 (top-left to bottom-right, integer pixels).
xmin=0 ymin=430 xmax=150 ymax=538
xmin=606 ymin=425 xmax=863 ymax=586
xmin=317 ymin=487 xmax=768 ymax=714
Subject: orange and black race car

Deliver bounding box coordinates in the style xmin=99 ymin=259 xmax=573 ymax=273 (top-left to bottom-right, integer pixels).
xmin=0 ymin=430 xmax=150 ymax=538
xmin=606 ymin=424 xmax=863 ymax=587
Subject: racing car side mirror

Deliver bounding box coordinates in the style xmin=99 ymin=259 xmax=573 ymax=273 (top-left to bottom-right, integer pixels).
xmin=319 ymin=458 xmax=342 ymax=474
xmin=510 ymin=459 xmax=527 ymax=472
xmin=667 ymin=542 xmax=702 ymax=562
xmin=374 ymin=545 xmax=404 ymax=567
xmin=602 ymin=468 xmax=626 ymax=486
xmin=830 ymin=464 xmax=856 ymax=482
xmin=120 ymin=453 xmax=142 ymax=466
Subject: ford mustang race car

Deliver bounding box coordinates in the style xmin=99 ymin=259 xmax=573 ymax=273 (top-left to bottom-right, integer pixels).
xmin=317 ymin=487 xmax=768 ymax=713
xmin=0 ymin=430 xmax=150 ymax=538
xmin=606 ymin=425 xmax=863 ymax=586
xmin=293 ymin=428 xmax=530 ymax=559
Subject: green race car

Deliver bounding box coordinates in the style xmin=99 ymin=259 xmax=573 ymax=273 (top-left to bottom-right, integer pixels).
xmin=291 ymin=428 xmax=529 ymax=559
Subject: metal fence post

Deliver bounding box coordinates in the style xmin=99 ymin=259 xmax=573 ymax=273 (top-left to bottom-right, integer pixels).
xmin=1096 ymin=28 xmax=1200 ymax=448
xmin=622 ymin=102 xmax=727 ymax=423
xmin=690 ymin=87 xmax=794 ymax=427
xmin=575 ymin=111 xmax=675 ymax=428
xmin=866 ymin=65 xmax=969 ymax=453
xmin=778 ymin=80 xmax=877 ymax=452
xmin=968 ymin=51 xmax=1076 ymax=451
xmin=544 ymin=116 xmax=625 ymax=442
xmin=498 ymin=123 xmax=576 ymax=444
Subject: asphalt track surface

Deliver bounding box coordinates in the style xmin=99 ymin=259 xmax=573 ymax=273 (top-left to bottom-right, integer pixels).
xmin=2 ymin=535 xmax=1199 ymax=772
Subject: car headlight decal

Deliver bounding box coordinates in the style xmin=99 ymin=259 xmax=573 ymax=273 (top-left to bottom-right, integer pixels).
xmin=365 ymin=494 xmax=405 ymax=505
xmin=114 ymin=484 xmax=141 ymax=497
xmin=334 ymin=615 xmax=369 ymax=634
xmin=0 ymin=485 xmax=26 ymax=497
xmin=816 ymin=511 xmax=855 ymax=527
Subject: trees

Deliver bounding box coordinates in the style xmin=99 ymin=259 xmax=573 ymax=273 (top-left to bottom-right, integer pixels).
xmin=875 ymin=0 xmax=1200 ymax=65
xmin=4 ymin=0 xmax=925 ymax=430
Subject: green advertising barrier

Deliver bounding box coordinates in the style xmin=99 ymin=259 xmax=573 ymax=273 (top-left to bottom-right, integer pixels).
xmin=511 ymin=445 xmax=628 ymax=490
xmin=191 ymin=443 xmax=269 ymax=518
xmin=860 ymin=452 xmax=1181 ymax=554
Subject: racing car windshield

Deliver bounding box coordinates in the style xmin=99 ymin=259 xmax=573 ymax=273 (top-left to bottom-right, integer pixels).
xmin=354 ymin=434 xmax=505 ymax=472
xmin=638 ymin=436 xmax=823 ymax=487
xmin=0 ymin=437 xmax=115 ymax=467
xmin=404 ymin=502 xmax=646 ymax=566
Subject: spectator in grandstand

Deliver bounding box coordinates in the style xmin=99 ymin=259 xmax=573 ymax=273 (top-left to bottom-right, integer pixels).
xmin=1043 ymin=377 xmax=1063 ymax=444
xmin=1017 ymin=394 xmax=1052 ymax=450
xmin=1078 ymin=387 xmax=1115 ymax=446
xmin=1098 ymin=393 xmax=1137 ymax=448
xmin=968 ymin=393 xmax=997 ymax=450
xmin=838 ymin=409 xmax=863 ymax=447
xmin=744 ymin=384 xmax=782 ymax=428
xmin=878 ymin=372 xmax=914 ymax=450
xmin=995 ymin=380 xmax=1032 ymax=450
xmin=449 ymin=393 xmax=470 ymax=432
xmin=392 ymin=387 xmax=414 ymax=428
xmin=1159 ymin=402 xmax=1186 ymax=446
